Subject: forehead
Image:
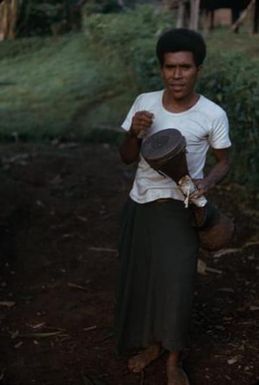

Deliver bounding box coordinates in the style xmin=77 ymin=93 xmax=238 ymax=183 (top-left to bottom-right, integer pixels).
xmin=163 ymin=51 xmax=196 ymax=66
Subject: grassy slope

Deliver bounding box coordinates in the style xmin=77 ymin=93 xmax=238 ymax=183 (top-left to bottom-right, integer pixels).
xmin=0 ymin=33 xmax=135 ymax=140
xmin=206 ymin=28 xmax=259 ymax=60
xmin=0 ymin=24 xmax=259 ymax=141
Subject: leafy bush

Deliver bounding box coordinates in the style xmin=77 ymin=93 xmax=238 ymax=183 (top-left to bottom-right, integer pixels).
xmin=198 ymin=53 xmax=259 ymax=187
xmin=83 ymin=0 xmax=125 ymax=14
xmin=16 ymin=0 xmax=65 ymax=37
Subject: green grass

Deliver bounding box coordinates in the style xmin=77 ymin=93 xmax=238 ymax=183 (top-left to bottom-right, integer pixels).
xmin=0 ymin=33 xmax=136 ymax=141
xmin=205 ymin=27 xmax=259 ymax=61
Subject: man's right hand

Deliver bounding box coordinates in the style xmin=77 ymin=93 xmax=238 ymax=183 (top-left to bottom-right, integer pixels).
xmin=129 ymin=111 xmax=154 ymax=138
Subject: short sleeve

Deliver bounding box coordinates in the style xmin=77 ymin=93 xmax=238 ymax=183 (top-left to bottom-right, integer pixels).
xmin=121 ymin=94 xmax=142 ymax=132
xmin=209 ymin=111 xmax=231 ymax=149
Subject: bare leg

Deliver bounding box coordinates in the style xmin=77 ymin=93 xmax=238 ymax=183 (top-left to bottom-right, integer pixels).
xmin=128 ymin=343 xmax=161 ymax=373
xmin=167 ymin=352 xmax=190 ymax=385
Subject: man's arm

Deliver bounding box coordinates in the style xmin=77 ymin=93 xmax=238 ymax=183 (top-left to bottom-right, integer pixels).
xmin=119 ymin=110 xmax=154 ymax=165
xmin=119 ymin=133 xmax=142 ymax=165
xmin=193 ymin=147 xmax=231 ymax=197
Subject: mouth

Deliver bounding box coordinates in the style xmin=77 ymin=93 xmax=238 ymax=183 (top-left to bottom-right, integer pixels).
xmin=169 ymin=83 xmax=185 ymax=88
xmin=169 ymin=84 xmax=185 ymax=92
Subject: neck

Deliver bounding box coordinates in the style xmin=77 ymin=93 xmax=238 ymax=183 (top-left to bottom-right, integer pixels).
xmin=163 ymin=90 xmax=199 ymax=113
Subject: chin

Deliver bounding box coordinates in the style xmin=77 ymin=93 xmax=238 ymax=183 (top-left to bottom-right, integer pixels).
xmin=172 ymin=92 xmax=186 ymax=100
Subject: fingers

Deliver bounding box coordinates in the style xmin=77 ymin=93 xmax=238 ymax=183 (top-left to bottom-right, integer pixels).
xmin=131 ymin=111 xmax=154 ymax=136
xmin=190 ymin=189 xmax=205 ymax=200
xmin=191 ymin=178 xmax=209 ymax=198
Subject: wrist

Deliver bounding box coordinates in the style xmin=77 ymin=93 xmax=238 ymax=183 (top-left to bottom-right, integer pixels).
xmin=205 ymin=177 xmax=216 ymax=190
xmin=128 ymin=127 xmax=139 ymax=139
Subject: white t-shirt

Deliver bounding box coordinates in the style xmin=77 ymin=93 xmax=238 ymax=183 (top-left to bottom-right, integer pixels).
xmin=121 ymin=90 xmax=231 ymax=204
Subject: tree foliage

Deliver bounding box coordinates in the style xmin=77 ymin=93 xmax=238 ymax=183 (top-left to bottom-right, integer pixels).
xmin=0 ymin=0 xmax=128 ymax=39
xmin=16 ymin=0 xmax=71 ymax=37
xmin=199 ymin=53 xmax=259 ymax=187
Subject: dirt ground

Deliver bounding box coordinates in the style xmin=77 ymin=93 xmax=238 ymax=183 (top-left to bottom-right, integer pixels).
xmin=0 ymin=142 xmax=258 ymax=385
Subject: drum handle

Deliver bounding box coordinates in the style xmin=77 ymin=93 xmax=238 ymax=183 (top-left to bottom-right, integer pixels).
xmin=178 ymin=175 xmax=207 ymax=208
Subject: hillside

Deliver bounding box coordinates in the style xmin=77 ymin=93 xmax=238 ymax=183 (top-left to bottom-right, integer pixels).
xmin=0 ymin=33 xmax=134 ymax=140
xmin=0 ymin=8 xmax=259 ymax=142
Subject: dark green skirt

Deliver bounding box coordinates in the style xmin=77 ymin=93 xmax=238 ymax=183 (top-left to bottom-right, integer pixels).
xmin=115 ymin=198 xmax=199 ymax=353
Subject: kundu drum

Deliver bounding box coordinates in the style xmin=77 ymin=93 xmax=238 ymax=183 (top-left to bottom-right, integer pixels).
xmin=141 ymin=128 xmax=234 ymax=251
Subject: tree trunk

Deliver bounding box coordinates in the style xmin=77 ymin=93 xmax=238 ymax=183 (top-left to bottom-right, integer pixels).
xmin=253 ymin=0 xmax=259 ymax=33
xmin=117 ymin=0 xmax=125 ymax=8
xmin=176 ymin=0 xmax=186 ymax=27
xmin=231 ymin=0 xmax=255 ymax=32
xmin=0 ymin=0 xmax=20 ymax=41
xmin=189 ymin=0 xmax=200 ymax=30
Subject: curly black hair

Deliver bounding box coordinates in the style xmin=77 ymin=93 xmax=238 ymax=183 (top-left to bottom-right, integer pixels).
xmin=156 ymin=28 xmax=206 ymax=67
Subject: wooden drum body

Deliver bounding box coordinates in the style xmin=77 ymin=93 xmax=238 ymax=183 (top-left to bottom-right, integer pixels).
xmin=141 ymin=128 xmax=234 ymax=251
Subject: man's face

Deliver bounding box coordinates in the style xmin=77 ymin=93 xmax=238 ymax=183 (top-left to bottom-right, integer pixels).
xmin=160 ymin=51 xmax=201 ymax=101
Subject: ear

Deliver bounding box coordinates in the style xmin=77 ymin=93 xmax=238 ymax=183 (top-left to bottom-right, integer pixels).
xmin=197 ymin=65 xmax=203 ymax=75
xmin=160 ymin=65 xmax=165 ymax=77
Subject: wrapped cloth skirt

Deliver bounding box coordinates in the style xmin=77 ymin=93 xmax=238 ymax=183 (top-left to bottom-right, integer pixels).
xmin=115 ymin=198 xmax=199 ymax=353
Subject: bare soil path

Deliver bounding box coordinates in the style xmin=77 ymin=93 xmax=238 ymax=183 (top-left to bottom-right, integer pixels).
xmin=0 ymin=143 xmax=258 ymax=385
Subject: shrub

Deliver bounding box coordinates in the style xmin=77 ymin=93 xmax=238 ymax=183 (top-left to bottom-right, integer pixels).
xmin=198 ymin=53 xmax=259 ymax=187
xmin=16 ymin=0 xmax=65 ymax=37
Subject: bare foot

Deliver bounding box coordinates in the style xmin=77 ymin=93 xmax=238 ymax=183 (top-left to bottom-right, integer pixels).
xmin=128 ymin=344 xmax=161 ymax=373
xmin=167 ymin=365 xmax=190 ymax=385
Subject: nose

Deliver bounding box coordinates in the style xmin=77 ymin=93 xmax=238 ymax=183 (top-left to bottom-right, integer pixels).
xmin=173 ymin=66 xmax=182 ymax=78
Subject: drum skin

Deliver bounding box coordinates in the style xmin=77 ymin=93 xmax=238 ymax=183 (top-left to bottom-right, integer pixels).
xmin=142 ymin=128 xmax=189 ymax=182
xmin=141 ymin=128 xmax=235 ymax=251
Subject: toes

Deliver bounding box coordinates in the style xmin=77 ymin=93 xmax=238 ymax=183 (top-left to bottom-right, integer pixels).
xmin=128 ymin=357 xmax=144 ymax=373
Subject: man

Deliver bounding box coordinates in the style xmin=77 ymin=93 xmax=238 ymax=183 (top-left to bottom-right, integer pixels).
xmin=115 ymin=28 xmax=231 ymax=385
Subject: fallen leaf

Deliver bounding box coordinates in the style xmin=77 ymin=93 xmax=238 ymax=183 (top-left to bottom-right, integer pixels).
xmin=0 ymin=301 xmax=16 ymax=308
xmin=227 ymin=357 xmax=239 ymax=365
xmin=62 ymin=234 xmax=73 ymax=239
xmin=58 ymin=142 xmax=78 ymax=149
xmin=50 ymin=174 xmax=62 ymax=185
xmin=81 ymin=374 xmax=94 ymax=385
xmin=76 ymin=216 xmax=88 ymax=222
xmin=89 ymin=246 xmax=117 ymax=253
xmin=213 ymin=248 xmax=241 ymax=258
xmin=197 ymin=259 xmax=207 ymax=275
xmin=217 ymin=288 xmax=235 ymax=293
xmin=3 ymin=153 xmax=30 ymax=165
xmin=83 ymin=326 xmax=97 ymax=332
xmin=197 ymin=259 xmax=222 ymax=275
xmin=249 ymin=306 xmax=259 ymax=311
xmin=243 ymin=241 xmax=259 ymax=248
xmin=11 ymin=330 xmax=19 ymax=339
xmin=67 ymin=282 xmax=88 ymax=291
xmin=0 ymin=370 xmax=5 ymax=381
xmin=14 ymin=341 xmax=23 ymax=349
xmin=20 ymin=331 xmax=65 ymax=338
xmin=206 ymin=266 xmax=222 ymax=274
xmin=215 ymin=325 xmax=225 ymax=330
xmin=36 ymin=200 xmax=45 ymax=207
xmin=28 ymin=322 xmax=46 ymax=329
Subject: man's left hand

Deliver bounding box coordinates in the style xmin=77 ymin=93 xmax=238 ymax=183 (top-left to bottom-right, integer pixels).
xmin=191 ymin=178 xmax=214 ymax=199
